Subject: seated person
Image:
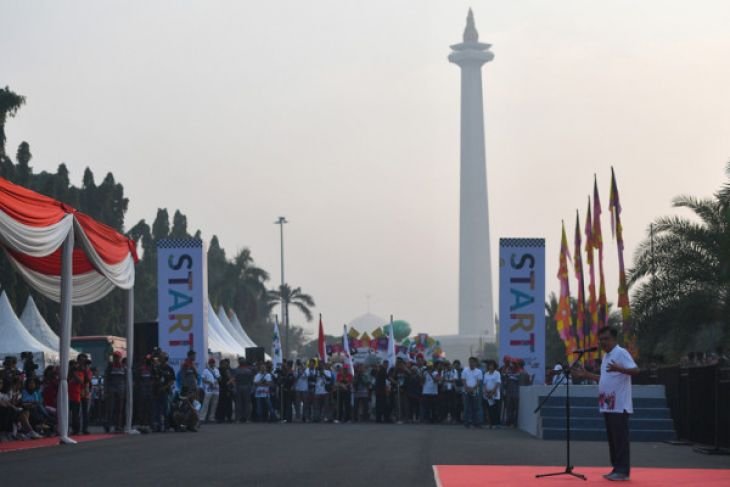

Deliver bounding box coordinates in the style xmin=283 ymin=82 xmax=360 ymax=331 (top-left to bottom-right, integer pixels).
xmin=21 ymin=377 xmax=54 ymax=435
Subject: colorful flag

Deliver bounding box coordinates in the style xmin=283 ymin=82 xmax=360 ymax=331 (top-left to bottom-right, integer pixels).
xmin=609 ymin=167 xmax=637 ymax=356
xmin=348 ymin=326 xmax=360 ymax=339
xmin=371 ymin=327 xmax=384 ymax=339
xmin=593 ymin=176 xmax=608 ymax=327
xmin=573 ymin=210 xmax=587 ymax=359
xmin=556 ymin=221 xmax=575 ymax=359
xmin=318 ymin=314 xmax=327 ymax=363
xmin=272 ymin=315 xmax=283 ymax=369
xmin=387 ymin=319 xmax=396 ymax=370
xmin=360 ymin=332 xmax=371 ymax=348
xmin=585 ymin=197 xmax=599 ymax=359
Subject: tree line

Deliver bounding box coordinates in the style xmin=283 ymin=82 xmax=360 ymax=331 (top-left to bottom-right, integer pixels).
xmin=0 ymin=86 xmax=315 ymax=355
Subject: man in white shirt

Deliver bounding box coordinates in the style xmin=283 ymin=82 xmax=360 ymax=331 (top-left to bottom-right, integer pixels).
xmin=461 ymin=357 xmax=484 ymax=428
xmin=199 ymin=358 xmax=220 ymax=423
xmin=254 ymin=363 xmax=273 ymax=422
xmin=313 ymin=361 xmax=332 ymax=423
xmin=482 ymin=360 xmax=501 ymax=428
xmin=574 ymin=326 xmax=639 ymax=481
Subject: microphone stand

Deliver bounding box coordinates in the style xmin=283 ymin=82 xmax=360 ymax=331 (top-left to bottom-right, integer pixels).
xmin=535 ymin=350 xmax=588 ymax=481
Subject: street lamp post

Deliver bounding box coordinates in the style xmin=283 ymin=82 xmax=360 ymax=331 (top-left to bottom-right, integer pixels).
xmin=275 ymin=216 xmax=288 ymax=356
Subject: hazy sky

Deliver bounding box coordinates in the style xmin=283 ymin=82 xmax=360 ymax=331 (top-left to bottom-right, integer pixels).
xmin=2 ymin=1 xmax=729 ymax=338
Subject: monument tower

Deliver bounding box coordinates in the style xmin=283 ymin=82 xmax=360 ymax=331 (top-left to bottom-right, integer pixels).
xmin=449 ymin=9 xmax=495 ymax=339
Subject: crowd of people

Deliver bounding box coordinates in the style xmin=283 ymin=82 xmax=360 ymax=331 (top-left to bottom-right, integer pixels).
xmin=1 ymin=348 xmax=537 ymax=441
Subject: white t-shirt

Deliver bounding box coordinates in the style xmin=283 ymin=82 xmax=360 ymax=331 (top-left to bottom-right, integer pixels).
xmin=314 ymin=370 xmax=332 ymax=395
xmin=482 ymin=370 xmax=501 ymax=400
xmin=202 ymin=367 xmax=220 ymax=394
xmin=462 ymin=367 xmax=484 ymax=390
xmin=254 ymin=372 xmax=272 ymax=398
xmin=294 ymin=369 xmax=309 ymax=392
xmin=598 ymin=345 xmax=637 ymax=414
xmin=422 ymin=371 xmax=438 ymax=395
xmin=442 ymin=369 xmax=457 ymax=391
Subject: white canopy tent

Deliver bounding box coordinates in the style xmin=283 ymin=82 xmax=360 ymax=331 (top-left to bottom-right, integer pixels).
xmin=0 ymin=177 xmax=138 ymax=444
xmin=231 ymin=311 xmax=258 ymax=348
xmin=207 ymin=302 xmax=246 ymax=357
xmin=228 ymin=310 xmax=270 ymax=361
xmin=217 ymin=306 xmax=252 ymax=350
xmin=0 ymin=291 xmax=59 ymax=368
xmin=20 ymin=295 xmax=63 ymax=352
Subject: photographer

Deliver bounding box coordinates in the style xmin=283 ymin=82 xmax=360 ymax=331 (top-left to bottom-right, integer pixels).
xmin=21 ymin=352 xmax=39 ymax=379
xmin=77 ymin=354 xmax=93 ymax=434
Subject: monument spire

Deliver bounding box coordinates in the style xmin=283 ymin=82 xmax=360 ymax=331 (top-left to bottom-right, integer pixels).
xmin=464 ymin=8 xmax=478 ymax=42
xmin=448 ymin=10 xmax=495 ymax=339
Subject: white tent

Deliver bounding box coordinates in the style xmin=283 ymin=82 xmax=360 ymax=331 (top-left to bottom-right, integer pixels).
xmin=0 ymin=291 xmax=59 ymax=368
xmin=229 ymin=311 xmax=270 ymax=361
xmin=19 ymin=295 xmax=60 ymax=350
xmin=217 ymin=306 xmax=253 ymax=350
xmin=207 ymin=302 xmax=245 ymax=357
xmin=231 ymin=311 xmax=258 ymax=348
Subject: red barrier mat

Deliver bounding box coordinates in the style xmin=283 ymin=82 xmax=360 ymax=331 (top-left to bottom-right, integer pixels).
xmin=433 ymin=465 xmax=730 ymax=487
xmin=0 ymin=434 xmax=117 ymax=453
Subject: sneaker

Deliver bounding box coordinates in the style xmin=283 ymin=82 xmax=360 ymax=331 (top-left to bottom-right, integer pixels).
xmin=29 ymin=431 xmax=43 ymax=439
xmin=605 ymin=472 xmax=629 ymax=481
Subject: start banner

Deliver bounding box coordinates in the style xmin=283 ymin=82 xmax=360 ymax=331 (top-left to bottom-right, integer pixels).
xmin=157 ymin=239 xmax=208 ymax=372
xmin=499 ymin=238 xmax=545 ymax=384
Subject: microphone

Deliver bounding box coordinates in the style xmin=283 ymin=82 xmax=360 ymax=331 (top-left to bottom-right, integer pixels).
xmin=571 ymin=346 xmax=598 ymax=354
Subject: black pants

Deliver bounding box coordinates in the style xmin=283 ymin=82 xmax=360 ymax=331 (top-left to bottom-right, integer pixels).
xmin=70 ymin=400 xmax=81 ymax=434
xmin=604 ymin=412 xmax=630 ymax=475
xmin=80 ymin=398 xmax=90 ymax=432
xmin=216 ymin=391 xmax=233 ymax=422
xmin=375 ymin=393 xmax=389 ymax=422
xmin=485 ymin=398 xmax=500 ymax=426
xmin=282 ymin=390 xmax=293 ymax=422
xmin=336 ymin=391 xmax=351 ymax=422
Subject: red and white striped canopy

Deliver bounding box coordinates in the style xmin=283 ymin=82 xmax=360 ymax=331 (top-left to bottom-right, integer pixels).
xmin=0 ymin=177 xmax=138 ymax=305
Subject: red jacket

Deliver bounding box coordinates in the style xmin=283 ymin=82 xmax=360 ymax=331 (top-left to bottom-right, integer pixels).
xmin=68 ymin=370 xmax=85 ymax=403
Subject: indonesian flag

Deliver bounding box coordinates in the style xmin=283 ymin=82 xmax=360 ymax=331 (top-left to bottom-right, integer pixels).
xmin=318 ymin=314 xmax=327 ymax=363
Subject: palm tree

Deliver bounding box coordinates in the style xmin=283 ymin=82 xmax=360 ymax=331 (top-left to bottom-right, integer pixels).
xmin=629 ymin=162 xmax=730 ymax=360
xmin=230 ymin=248 xmax=270 ymax=327
xmin=266 ymin=284 xmax=316 ymax=356
xmin=0 ymin=86 xmax=26 ymax=159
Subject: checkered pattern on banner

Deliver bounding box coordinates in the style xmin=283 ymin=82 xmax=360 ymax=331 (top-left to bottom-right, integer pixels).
xmin=157 ymin=238 xmax=203 ymax=249
xmin=499 ymin=238 xmax=545 ymax=248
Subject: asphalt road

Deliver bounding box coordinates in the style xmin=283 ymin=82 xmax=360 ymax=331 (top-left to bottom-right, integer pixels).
xmin=1 ymin=423 xmax=728 ymax=486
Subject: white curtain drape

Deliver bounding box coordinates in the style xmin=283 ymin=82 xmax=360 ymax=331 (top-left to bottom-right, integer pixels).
xmin=5 ymin=251 xmax=118 ymax=305
xmin=0 ymin=212 xmax=73 ymax=257
xmin=73 ymin=218 xmax=135 ymax=290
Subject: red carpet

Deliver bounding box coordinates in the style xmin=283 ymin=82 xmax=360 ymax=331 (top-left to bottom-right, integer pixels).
xmin=433 ymin=465 xmax=730 ymax=486
xmin=0 ymin=434 xmax=117 ymax=453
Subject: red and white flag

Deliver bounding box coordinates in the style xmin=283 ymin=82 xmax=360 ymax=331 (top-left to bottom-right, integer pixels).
xmin=318 ymin=314 xmax=327 ymax=363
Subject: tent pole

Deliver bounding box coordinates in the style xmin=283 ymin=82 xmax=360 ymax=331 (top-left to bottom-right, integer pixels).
xmin=124 ymin=287 xmax=137 ymax=434
xmin=58 ymin=228 xmax=76 ymax=444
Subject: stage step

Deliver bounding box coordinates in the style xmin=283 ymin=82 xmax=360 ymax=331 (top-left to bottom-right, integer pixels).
xmin=536 ymin=395 xmax=677 ymax=442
